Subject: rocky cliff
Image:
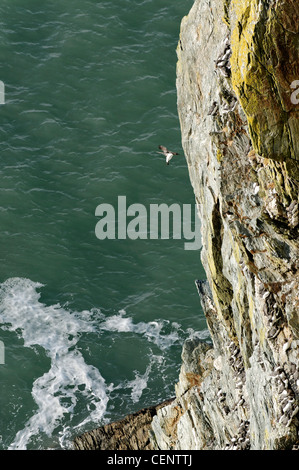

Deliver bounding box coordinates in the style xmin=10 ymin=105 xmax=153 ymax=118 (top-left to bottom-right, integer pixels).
xmin=150 ymin=0 xmax=299 ymax=451
xmin=74 ymin=0 xmax=298 ymax=451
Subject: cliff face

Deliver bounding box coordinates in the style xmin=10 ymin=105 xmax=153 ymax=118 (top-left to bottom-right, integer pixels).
xmin=150 ymin=0 xmax=299 ymax=450
xmin=73 ymin=0 xmax=298 ymax=451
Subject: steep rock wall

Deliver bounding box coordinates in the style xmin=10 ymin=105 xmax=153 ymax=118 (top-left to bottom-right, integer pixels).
xmin=150 ymin=0 xmax=299 ymax=450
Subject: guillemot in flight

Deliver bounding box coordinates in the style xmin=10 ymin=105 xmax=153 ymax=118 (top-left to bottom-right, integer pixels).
xmin=157 ymin=145 xmax=179 ymax=165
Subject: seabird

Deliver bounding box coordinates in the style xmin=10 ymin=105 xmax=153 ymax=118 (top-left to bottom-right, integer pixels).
xmin=289 ymin=364 xmax=296 ymax=374
xmin=279 ymin=370 xmax=287 ymax=380
xmin=282 ymin=339 xmax=292 ymax=353
xmin=283 ymin=401 xmax=293 ymax=414
xmin=238 ymin=397 xmax=245 ymax=406
xmin=278 ymin=384 xmax=286 ymax=394
xmin=158 ymin=145 xmax=179 ymax=165
xmin=279 ymin=415 xmax=289 ymax=426
xmin=267 ymin=326 xmax=280 ymax=339
xmin=208 ymin=101 xmax=218 ymax=116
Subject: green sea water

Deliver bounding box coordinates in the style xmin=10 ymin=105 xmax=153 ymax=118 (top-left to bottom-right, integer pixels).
xmin=0 ymin=0 xmax=209 ymax=449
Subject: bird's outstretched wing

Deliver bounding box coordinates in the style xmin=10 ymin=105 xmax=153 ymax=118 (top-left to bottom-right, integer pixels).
xmin=158 ymin=145 xmax=168 ymax=153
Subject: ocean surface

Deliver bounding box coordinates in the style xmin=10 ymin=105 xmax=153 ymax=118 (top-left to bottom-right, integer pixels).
xmin=0 ymin=0 xmax=209 ymax=450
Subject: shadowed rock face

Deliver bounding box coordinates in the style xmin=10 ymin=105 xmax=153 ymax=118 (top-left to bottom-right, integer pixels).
xmin=150 ymin=0 xmax=298 ymax=451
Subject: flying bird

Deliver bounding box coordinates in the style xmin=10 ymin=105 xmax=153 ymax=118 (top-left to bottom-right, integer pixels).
xmin=157 ymin=145 xmax=179 ymax=165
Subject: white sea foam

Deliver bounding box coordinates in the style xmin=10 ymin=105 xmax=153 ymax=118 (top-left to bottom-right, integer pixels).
xmin=0 ymin=277 xmax=209 ymax=449
xmin=129 ymin=363 xmax=153 ymax=403
xmin=115 ymin=354 xmax=161 ymax=404
xmin=99 ymin=310 xmax=182 ymax=350
xmin=0 ymin=278 xmax=108 ymax=450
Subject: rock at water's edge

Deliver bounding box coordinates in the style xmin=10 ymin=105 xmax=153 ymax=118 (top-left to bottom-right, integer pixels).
xmin=73 ymin=399 xmax=174 ymax=450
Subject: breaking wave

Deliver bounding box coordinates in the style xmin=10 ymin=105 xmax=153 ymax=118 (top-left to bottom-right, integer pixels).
xmin=0 ymin=278 xmax=209 ymax=449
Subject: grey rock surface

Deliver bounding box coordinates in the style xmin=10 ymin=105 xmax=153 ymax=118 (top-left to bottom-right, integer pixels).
xmin=150 ymin=0 xmax=299 ymax=450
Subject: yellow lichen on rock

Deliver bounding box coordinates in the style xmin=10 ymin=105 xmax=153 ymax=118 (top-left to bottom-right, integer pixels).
xmin=230 ymin=0 xmax=299 ymax=164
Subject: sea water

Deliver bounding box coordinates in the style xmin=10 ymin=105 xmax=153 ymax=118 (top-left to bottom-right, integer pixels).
xmin=0 ymin=0 xmax=209 ymax=450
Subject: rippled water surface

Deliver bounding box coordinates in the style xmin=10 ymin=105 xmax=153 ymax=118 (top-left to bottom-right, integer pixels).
xmin=0 ymin=0 xmax=208 ymax=449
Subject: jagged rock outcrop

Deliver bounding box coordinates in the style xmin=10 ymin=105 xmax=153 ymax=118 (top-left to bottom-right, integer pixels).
xmin=150 ymin=0 xmax=299 ymax=450
xmin=73 ymin=399 xmax=174 ymax=450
